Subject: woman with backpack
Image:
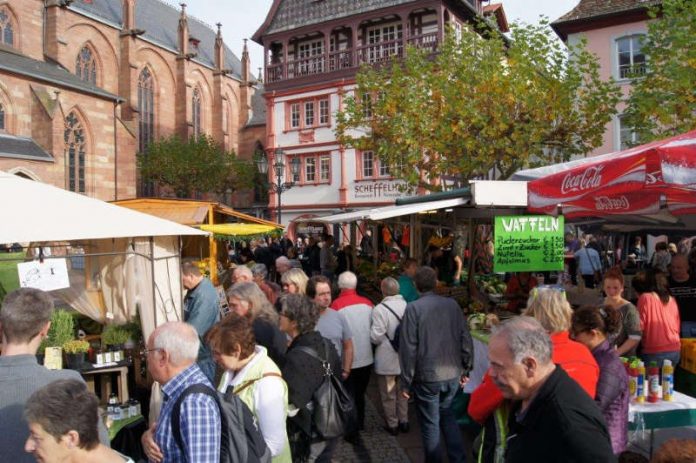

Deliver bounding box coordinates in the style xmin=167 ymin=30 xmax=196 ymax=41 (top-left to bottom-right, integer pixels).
xmin=278 ymin=294 xmax=342 ymax=463
xmin=208 ymin=314 xmax=292 ymax=463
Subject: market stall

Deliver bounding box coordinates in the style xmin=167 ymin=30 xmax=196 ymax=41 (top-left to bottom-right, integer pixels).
xmin=114 ymin=198 xmax=282 ymax=284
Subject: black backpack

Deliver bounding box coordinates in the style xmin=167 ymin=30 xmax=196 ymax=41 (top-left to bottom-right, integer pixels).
xmin=381 ymin=302 xmax=402 ymax=352
xmin=171 ymin=384 xmax=272 ymax=463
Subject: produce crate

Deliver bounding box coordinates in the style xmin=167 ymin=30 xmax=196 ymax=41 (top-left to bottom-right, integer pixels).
xmin=681 ymin=338 xmax=696 ymax=374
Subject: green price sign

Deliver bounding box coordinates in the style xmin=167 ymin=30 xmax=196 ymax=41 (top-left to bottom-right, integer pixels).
xmin=493 ymin=215 xmax=565 ymax=272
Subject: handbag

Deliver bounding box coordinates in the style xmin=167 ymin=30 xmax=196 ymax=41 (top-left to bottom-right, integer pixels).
xmin=295 ymin=339 xmax=357 ymax=439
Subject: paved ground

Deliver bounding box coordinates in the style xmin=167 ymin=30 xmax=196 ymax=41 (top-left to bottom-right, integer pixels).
xmin=333 ymin=376 xmax=477 ymax=462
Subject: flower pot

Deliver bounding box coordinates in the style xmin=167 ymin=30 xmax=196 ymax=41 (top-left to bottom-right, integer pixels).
xmin=65 ymin=352 xmax=86 ymax=370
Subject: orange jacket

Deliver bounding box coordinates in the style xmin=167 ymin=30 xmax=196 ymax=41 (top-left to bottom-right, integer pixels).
xmin=468 ymin=331 xmax=599 ymax=424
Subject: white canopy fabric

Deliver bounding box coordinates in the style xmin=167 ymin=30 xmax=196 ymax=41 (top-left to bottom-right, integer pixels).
xmin=0 ymin=171 xmax=208 ymax=243
xmin=315 ymin=197 xmax=469 ymax=224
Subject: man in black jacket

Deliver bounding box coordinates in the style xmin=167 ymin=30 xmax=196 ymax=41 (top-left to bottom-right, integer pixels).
xmin=488 ymin=316 xmax=616 ymax=463
xmin=399 ymin=266 xmax=473 ymax=463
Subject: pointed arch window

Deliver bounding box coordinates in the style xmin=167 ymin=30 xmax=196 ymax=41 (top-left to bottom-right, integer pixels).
xmin=138 ymin=68 xmax=155 ymax=153
xmin=192 ymin=88 xmax=202 ymax=139
xmin=0 ymin=103 xmax=5 ymax=131
xmin=76 ymin=46 xmax=97 ymax=84
xmin=0 ymin=7 xmax=14 ymax=47
xmin=64 ymin=112 xmax=86 ymax=193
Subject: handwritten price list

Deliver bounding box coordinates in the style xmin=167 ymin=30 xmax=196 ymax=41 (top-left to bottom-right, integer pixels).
xmin=494 ymin=215 xmax=565 ymax=272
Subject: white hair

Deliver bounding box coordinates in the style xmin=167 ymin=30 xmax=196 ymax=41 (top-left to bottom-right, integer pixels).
xmin=491 ymin=316 xmax=553 ymax=364
xmin=380 ymin=277 xmax=400 ymax=297
xmin=152 ymin=322 xmax=199 ymax=367
xmin=338 ymin=271 xmax=358 ymax=290
xmin=276 ymin=256 xmax=290 ymax=267
xmin=251 ymin=263 xmax=268 ymax=279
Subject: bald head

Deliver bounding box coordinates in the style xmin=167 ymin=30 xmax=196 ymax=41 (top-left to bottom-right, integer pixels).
xmin=670 ymin=254 xmax=690 ymax=281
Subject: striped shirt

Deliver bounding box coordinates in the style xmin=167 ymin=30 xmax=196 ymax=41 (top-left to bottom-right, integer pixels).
xmin=154 ymin=364 xmax=220 ymax=462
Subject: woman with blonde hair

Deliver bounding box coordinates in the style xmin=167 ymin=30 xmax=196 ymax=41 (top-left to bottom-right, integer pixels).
xmin=280 ymin=268 xmax=309 ymax=295
xmin=227 ymin=281 xmax=287 ymax=366
xmin=524 ymin=287 xmax=599 ymax=397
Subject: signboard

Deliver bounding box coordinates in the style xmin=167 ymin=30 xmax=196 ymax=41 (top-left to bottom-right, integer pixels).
xmin=351 ymin=180 xmax=416 ymax=200
xmin=494 ymin=215 xmax=564 ymax=272
xmin=17 ymin=258 xmax=70 ymax=292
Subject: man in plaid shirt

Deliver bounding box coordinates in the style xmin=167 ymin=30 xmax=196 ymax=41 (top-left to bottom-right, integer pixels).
xmin=141 ymin=322 xmax=221 ymax=462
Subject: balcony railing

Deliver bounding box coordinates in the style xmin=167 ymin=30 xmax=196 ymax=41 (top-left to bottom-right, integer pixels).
xmin=266 ymin=33 xmax=439 ymax=84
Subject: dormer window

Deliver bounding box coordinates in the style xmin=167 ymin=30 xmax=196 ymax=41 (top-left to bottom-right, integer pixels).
xmin=189 ymin=36 xmax=200 ymax=49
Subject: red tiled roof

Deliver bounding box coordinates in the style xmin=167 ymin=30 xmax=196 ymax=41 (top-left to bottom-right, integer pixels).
xmin=483 ymin=3 xmax=509 ymax=33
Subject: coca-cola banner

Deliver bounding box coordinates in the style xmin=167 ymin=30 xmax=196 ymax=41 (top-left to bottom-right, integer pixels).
xmin=528 ymin=155 xmax=647 ymax=211
xmin=524 ymin=130 xmax=696 ymax=217
xmin=562 ymin=192 xmax=661 ymax=218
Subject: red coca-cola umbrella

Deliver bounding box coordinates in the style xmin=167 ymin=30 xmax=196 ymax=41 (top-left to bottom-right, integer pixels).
xmin=511 ymin=129 xmax=696 ymax=218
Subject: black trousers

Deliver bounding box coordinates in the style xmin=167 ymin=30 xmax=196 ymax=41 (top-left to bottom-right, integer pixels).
xmin=344 ymin=364 xmax=372 ymax=429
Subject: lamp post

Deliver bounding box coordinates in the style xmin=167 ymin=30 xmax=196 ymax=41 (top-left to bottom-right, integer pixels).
xmin=256 ymin=148 xmax=301 ymax=224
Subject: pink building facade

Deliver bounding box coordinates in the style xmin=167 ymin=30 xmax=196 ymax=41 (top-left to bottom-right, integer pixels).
xmin=552 ymin=0 xmax=659 ymax=156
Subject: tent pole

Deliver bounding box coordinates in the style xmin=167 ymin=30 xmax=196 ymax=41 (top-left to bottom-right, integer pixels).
xmin=150 ymin=236 xmax=157 ymax=328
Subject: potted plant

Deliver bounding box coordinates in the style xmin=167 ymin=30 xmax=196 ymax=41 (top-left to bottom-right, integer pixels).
xmin=63 ymin=339 xmax=89 ymax=370
xmin=38 ymin=309 xmax=75 ymax=366
xmin=101 ymin=325 xmax=131 ymax=363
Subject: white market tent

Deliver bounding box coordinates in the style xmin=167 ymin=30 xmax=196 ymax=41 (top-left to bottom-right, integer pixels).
xmin=0 ymin=171 xmax=209 ymax=339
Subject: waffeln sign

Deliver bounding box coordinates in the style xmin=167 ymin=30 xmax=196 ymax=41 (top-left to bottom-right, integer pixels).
xmin=494 ymin=215 xmax=565 ymax=272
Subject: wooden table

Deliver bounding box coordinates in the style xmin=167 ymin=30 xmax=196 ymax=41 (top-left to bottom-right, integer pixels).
xmin=82 ymin=364 xmax=129 ymax=403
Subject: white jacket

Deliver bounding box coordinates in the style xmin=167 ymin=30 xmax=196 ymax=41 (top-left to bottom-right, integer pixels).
xmin=370 ymin=295 xmax=407 ymax=375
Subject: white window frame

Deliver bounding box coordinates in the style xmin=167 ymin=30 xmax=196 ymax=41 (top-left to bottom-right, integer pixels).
xmin=615 ymin=34 xmax=646 ymax=81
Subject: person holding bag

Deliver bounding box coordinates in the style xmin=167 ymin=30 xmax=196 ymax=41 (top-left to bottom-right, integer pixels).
xmin=575 ymin=240 xmax=602 ymax=289
xmin=279 ymin=294 xmax=351 ymax=462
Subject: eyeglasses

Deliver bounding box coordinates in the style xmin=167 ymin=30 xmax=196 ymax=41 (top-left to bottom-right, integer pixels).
xmin=140 ymin=348 xmax=162 ymax=356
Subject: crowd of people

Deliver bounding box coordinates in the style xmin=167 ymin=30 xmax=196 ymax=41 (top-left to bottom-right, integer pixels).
xmin=2 ymin=230 xmax=696 ymax=463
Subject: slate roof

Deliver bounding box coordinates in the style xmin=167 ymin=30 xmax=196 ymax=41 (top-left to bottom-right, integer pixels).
xmin=0 ymin=49 xmax=119 ymax=101
xmin=246 ymin=88 xmax=267 ymax=127
xmin=256 ymin=0 xmax=480 ymax=40
xmin=70 ymin=0 xmax=245 ymax=80
xmin=0 ymin=134 xmax=54 ymax=162
xmin=553 ymin=0 xmax=660 ymax=25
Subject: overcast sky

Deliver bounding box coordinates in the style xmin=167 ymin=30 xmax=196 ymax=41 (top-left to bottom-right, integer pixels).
xmin=185 ymin=0 xmax=581 ymax=73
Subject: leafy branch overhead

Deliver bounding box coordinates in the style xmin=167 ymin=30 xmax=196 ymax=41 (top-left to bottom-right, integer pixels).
xmin=623 ymin=0 xmax=696 ymax=143
xmin=336 ymin=20 xmax=621 ymax=186
xmin=137 ymin=135 xmax=255 ymax=199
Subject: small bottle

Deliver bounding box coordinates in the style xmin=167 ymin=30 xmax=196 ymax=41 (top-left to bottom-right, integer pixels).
xmin=628 ymin=365 xmax=638 ymax=401
xmin=636 ymin=361 xmax=646 ymax=403
xmin=104 ymin=348 xmax=113 ymax=364
xmin=119 ymin=404 xmax=129 ymax=420
xmin=647 ymin=361 xmax=660 ymax=403
xmin=128 ymin=399 xmax=137 ymax=418
xmin=107 ymin=393 xmax=118 ymax=417
xmin=113 ymin=349 xmax=122 ymax=363
xmin=662 ymin=360 xmax=674 ymax=401
xmin=96 ymin=348 xmax=104 ymax=366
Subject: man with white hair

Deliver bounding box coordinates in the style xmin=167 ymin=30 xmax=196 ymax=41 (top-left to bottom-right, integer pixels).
xmin=488 ymin=317 xmax=614 ymax=462
xmin=251 ymin=263 xmax=279 ymax=305
xmin=370 ymin=277 xmax=409 ymax=436
xmin=141 ymin=322 xmax=221 ymax=463
xmin=331 ymin=271 xmax=374 ymax=438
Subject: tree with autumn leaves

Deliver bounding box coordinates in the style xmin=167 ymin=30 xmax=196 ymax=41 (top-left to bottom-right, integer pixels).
xmin=137 ymin=135 xmax=255 ymax=199
xmin=623 ymin=0 xmax=696 ymax=143
xmin=336 ymin=21 xmax=621 ymax=187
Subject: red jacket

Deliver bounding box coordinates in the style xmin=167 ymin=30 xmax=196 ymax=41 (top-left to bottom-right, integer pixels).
xmin=330 ymin=289 xmax=373 ymax=310
xmin=468 ymin=331 xmax=599 ymax=424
